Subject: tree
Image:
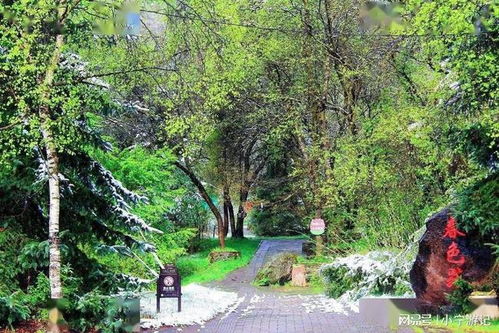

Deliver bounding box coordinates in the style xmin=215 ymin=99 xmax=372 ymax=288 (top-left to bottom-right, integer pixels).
xmin=0 ymin=0 xmax=163 ymax=322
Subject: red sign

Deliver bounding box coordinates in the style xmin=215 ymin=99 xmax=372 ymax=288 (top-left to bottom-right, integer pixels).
xmin=243 ymin=201 xmax=255 ymax=213
xmin=310 ymin=218 xmax=325 ymax=235
xmin=442 ymin=216 xmax=466 ymax=288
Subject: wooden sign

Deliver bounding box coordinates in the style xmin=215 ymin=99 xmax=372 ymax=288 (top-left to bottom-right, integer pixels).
xmin=156 ymin=264 xmax=182 ymax=312
xmin=310 ymin=218 xmax=325 ymax=235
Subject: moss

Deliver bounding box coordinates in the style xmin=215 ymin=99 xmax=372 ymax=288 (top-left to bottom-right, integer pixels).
xmin=254 ymin=253 xmax=298 ymax=286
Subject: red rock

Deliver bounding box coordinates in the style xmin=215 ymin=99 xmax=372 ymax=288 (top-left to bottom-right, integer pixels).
xmin=409 ymin=208 xmax=496 ymax=313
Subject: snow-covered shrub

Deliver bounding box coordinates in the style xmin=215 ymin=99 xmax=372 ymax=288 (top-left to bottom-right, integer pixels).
xmin=319 ymin=229 xmax=423 ymax=303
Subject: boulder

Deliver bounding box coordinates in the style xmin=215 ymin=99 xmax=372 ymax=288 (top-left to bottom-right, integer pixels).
xmin=255 ymin=253 xmax=298 ymax=286
xmin=409 ymin=208 xmax=496 ymax=313
xmin=208 ymin=250 xmax=241 ymax=263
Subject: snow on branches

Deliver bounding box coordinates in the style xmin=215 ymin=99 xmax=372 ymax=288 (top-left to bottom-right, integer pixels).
xmin=90 ymin=161 xmax=162 ymax=234
xmin=92 ymin=161 xmax=148 ymax=205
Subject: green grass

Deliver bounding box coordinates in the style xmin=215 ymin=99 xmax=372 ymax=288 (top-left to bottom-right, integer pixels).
xmin=266 ymin=282 xmax=324 ymax=294
xmin=176 ymin=238 xmax=261 ymax=285
xmin=297 ymin=255 xmax=330 ymax=264
xmin=209 ymin=246 xmax=238 ymax=252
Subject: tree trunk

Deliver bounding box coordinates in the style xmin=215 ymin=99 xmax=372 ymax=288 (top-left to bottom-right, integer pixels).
xmin=39 ymin=18 xmax=66 ymax=301
xmin=233 ymin=188 xmax=249 ymax=238
xmin=233 ymin=139 xmax=267 ymax=238
xmin=223 ymin=197 xmax=229 ymax=237
xmin=42 ymin=136 xmax=62 ymax=300
xmin=175 ymin=162 xmax=225 ymax=248
xmin=222 ymin=185 xmax=236 ymax=237
xmin=228 ymin=198 xmax=236 ymax=238
xmin=234 ymin=207 xmax=246 ymax=238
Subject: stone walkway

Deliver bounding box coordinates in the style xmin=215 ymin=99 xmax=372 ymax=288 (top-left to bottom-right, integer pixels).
xmin=156 ymin=239 xmax=414 ymax=333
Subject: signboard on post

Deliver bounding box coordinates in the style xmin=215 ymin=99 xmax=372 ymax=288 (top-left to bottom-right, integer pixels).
xmin=310 ymin=218 xmax=325 ymax=235
xmin=157 ymin=264 xmax=182 ymax=313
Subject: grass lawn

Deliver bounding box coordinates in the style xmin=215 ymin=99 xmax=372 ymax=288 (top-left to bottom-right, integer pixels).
xmin=176 ymin=237 xmax=261 ymax=285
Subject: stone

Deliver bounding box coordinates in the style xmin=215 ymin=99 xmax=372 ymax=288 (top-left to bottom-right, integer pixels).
xmin=291 ymin=264 xmax=307 ymax=287
xmin=254 ymin=253 xmax=298 ymax=285
xmin=208 ymin=250 xmax=241 ymax=263
xmin=469 ymin=296 xmax=499 ymax=318
xmin=409 ymin=208 xmax=496 ymax=313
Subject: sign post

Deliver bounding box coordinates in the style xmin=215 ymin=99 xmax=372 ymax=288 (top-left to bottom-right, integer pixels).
xmin=310 ymin=218 xmax=325 ymax=256
xmin=156 ymin=264 xmax=182 ymax=313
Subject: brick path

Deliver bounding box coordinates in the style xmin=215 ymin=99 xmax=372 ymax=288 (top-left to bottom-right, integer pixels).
xmin=157 ymin=239 xmax=415 ymax=333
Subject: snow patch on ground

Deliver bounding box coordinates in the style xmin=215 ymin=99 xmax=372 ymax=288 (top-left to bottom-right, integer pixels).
xmin=292 ymin=294 xmax=350 ymax=315
xmin=220 ymin=295 xmax=246 ymax=320
xmin=140 ymin=284 xmax=239 ymax=328
xmin=240 ymin=294 xmax=266 ymax=317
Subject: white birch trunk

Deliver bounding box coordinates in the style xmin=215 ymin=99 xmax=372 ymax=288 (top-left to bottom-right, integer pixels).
xmin=39 ymin=20 xmax=66 ymax=300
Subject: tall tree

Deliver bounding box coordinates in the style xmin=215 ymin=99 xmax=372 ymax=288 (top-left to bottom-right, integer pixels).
xmin=38 ymin=0 xmax=67 ymax=302
xmin=0 ymin=0 xmax=163 ymax=318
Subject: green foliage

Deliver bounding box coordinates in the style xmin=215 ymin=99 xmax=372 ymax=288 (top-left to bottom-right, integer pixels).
xmin=92 ymin=146 xmax=183 ymax=228
xmin=19 ymin=241 xmax=51 ymax=271
xmin=451 ymin=114 xmax=499 ymax=169
xmin=0 ymin=230 xmax=28 ymax=292
xmin=251 ymin=209 xmax=305 ymax=237
xmin=407 ymin=0 xmax=498 ymax=112
xmin=0 ymin=292 xmax=30 ymax=328
xmin=26 ymin=273 xmax=50 ymax=311
xmin=93 ymin=228 xmax=197 ymax=280
xmin=250 ymin=157 xmax=306 ymax=237
xmin=0 ymin=0 xmax=497 ymax=329
xmin=321 ymin=266 xmax=356 ymax=298
xmin=65 ymin=292 xmax=137 ymax=333
xmin=453 ymin=172 xmax=499 ymax=239
xmin=444 ymin=279 xmax=474 ymax=315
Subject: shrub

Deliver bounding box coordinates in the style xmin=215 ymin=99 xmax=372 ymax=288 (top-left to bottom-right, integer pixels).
xmin=0 ymin=292 xmax=31 ymax=328
xmin=321 ymin=265 xmax=357 ymax=298
xmin=0 ymin=230 xmax=29 ymax=293
xmin=319 ymin=250 xmax=414 ymax=301
xmin=26 ymin=273 xmax=51 ymax=310
xmin=250 ymin=209 xmax=306 ymax=237
xmin=66 ymin=291 xmax=138 ymax=333
xmin=453 ymin=172 xmax=499 ymax=240
xmin=444 ymin=279 xmax=474 ymax=315
xmin=248 ymin=157 xmax=306 ymax=237
xmin=176 ymin=256 xmax=201 ymax=277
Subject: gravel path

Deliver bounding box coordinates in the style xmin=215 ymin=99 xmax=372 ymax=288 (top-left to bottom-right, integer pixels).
xmin=154 ymin=239 xmax=414 ymax=333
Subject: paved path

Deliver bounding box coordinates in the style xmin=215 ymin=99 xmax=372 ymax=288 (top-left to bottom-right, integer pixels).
xmin=158 ymin=239 xmax=414 ymax=333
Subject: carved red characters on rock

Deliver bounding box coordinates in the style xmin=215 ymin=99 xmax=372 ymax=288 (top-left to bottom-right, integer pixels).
xmin=442 ymin=216 xmax=466 ymax=288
